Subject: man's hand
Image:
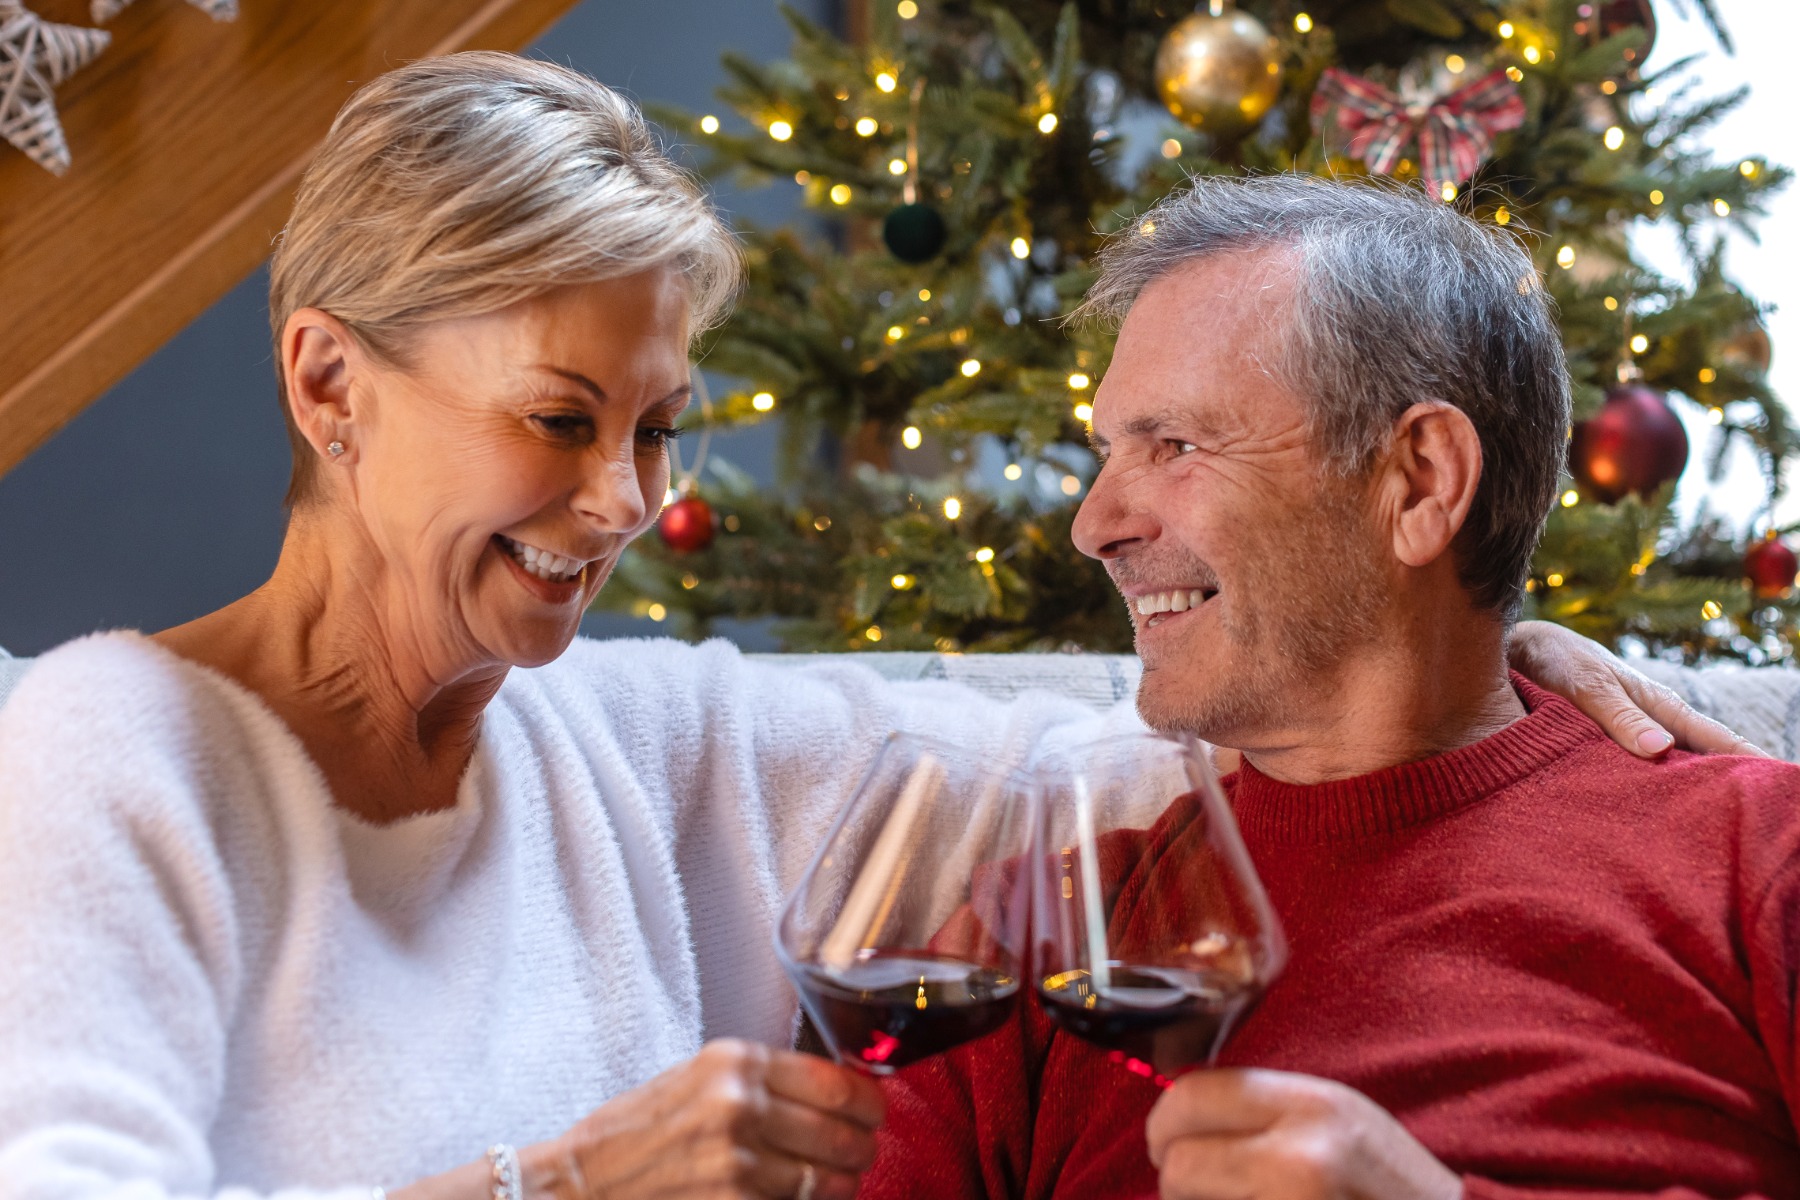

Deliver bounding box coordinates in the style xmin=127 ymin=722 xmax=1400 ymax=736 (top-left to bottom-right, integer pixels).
xmin=1508 ymin=620 xmax=1769 ymax=759
xmin=1145 ymin=1069 xmax=1462 ymax=1200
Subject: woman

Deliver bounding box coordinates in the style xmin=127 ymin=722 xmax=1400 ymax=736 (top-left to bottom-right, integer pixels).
xmin=0 ymin=52 xmax=1749 ymax=1200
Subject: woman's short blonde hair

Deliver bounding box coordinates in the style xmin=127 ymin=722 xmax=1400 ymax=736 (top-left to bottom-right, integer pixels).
xmin=269 ymin=51 xmax=741 ymax=506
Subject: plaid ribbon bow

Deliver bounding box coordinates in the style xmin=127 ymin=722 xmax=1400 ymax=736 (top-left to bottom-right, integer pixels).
xmin=1310 ymin=66 xmax=1525 ymax=193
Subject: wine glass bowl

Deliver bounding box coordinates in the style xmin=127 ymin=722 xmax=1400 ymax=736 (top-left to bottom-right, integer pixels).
xmin=775 ymin=733 xmax=1036 ymax=1074
xmin=1030 ymin=733 xmax=1284 ymax=1082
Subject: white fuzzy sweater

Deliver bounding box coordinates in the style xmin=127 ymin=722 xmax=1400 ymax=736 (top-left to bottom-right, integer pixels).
xmin=0 ymin=633 xmax=1123 ymax=1200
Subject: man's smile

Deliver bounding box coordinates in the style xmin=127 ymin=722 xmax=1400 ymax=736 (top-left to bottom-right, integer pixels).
xmin=1125 ymin=586 xmax=1220 ymax=629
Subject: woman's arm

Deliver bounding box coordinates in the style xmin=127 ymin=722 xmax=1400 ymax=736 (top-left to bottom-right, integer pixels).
xmin=1507 ymin=620 xmax=1769 ymax=758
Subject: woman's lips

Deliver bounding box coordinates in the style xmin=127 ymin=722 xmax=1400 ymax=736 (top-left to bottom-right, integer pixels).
xmin=494 ymin=536 xmax=587 ymax=605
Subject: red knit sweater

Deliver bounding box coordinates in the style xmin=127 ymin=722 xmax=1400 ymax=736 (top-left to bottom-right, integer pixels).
xmin=861 ymin=677 xmax=1800 ymax=1199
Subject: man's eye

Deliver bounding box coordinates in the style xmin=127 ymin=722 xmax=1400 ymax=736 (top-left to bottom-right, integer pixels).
xmin=1168 ymin=440 xmax=1199 ymax=456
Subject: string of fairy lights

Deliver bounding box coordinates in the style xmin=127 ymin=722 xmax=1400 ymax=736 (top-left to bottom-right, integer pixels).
xmin=635 ymin=0 xmax=1787 ymax=653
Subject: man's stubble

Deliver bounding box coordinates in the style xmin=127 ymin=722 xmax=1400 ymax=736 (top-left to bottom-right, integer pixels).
xmin=1133 ymin=476 xmax=1389 ymax=744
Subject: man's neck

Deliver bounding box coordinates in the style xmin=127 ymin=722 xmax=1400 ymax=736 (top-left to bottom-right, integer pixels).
xmin=1234 ymin=613 xmax=1526 ymax=786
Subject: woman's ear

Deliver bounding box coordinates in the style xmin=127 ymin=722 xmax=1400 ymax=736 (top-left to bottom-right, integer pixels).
xmin=1384 ymin=401 xmax=1483 ymax=569
xmin=282 ymin=307 xmax=365 ymax=463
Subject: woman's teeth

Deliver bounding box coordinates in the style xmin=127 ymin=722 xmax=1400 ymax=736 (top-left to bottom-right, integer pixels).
xmin=1134 ymin=588 xmax=1212 ymax=616
xmin=499 ymin=536 xmax=585 ymax=584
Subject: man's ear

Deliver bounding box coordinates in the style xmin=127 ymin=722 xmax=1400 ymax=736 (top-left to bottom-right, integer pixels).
xmin=281 ymin=307 xmax=365 ymax=461
xmin=1380 ymin=401 xmax=1483 ymax=569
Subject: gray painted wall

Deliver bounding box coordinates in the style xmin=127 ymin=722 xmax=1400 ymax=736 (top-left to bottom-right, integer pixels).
xmin=0 ymin=0 xmax=819 ymax=656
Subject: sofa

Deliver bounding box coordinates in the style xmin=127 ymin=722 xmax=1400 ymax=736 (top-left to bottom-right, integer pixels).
xmin=5 ymin=643 xmax=1800 ymax=761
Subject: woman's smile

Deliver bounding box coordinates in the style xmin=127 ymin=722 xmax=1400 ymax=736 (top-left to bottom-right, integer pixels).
xmin=493 ymin=533 xmax=591 ymax=604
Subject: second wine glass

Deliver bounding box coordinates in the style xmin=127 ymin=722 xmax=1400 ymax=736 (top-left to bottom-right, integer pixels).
xmin=1030 ymin=732 xmax=1285 ymax=1083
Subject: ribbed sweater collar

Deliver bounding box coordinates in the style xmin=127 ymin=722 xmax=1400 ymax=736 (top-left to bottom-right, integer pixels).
xmin=1228 ymin=674 xmax=1606 ymax=844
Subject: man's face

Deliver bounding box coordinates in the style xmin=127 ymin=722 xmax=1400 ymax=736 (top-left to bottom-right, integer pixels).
xmin=1072 ymin=250 xmax=1388 ymax=745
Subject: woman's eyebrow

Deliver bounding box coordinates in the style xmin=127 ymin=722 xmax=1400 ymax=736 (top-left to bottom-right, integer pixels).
xmin=538 ymin=368 xmax=693 ymax=410
xmin=542 ymin=366 xmax=607 ymax=400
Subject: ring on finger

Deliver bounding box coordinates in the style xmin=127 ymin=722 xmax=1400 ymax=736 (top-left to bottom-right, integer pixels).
xmin=797 ymin=1163 xmax=817 ymax=1200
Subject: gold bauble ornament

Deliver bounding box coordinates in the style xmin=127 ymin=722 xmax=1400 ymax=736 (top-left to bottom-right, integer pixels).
xmin=1719 ymin=322 xmax=1773 ymax=377
xmin=1154 ymin=4 xmax=1282 ymax=138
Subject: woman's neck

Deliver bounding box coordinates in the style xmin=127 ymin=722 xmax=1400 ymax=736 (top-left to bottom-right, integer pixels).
xmin=153 ymin=514 xmax=507 ymax=823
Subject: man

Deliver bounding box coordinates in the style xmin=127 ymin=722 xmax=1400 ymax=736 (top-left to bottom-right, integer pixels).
xmin=860 ymin=176 xmax=1800 ymax=1198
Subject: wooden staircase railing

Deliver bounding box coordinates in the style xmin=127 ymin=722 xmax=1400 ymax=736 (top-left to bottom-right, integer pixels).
xmin=0 ymin=0 xmax=584 ymax=478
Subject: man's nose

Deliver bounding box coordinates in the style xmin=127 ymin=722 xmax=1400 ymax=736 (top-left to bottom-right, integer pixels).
xmin=574 ymin=444 xmax=650 ymax=533
xmin=1072 ymin=464 xmax=1158 ymax=560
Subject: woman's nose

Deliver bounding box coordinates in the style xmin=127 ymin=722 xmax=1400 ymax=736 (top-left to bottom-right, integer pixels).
xmin=573 ymin=444 xmax=650 ymax=533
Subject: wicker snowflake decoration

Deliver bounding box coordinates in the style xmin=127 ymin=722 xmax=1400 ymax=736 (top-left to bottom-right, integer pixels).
xmin=0 ymin=0 xmax=109 ymax=175
xmin=91 ymin=0 xmax=236 ymax=20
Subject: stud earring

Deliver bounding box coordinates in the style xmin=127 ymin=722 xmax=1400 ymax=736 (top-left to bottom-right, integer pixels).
xmin=327 ymin=441 xmax=345 ymax=457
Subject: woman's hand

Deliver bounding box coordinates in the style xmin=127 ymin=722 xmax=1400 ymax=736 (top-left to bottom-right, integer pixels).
xmin=525 ymin=1039 xmax=884 ymax=1200
xmin=1508 ymin=619 xmax=1769 ymax=759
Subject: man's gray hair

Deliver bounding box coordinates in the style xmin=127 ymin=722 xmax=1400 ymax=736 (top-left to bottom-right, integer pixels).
xmin=1079 ymin=174 xmax=1570 ymax=621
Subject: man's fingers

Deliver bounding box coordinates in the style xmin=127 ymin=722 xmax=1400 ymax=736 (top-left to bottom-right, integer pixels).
xmin=762 ymin=1051 xmax=887 ymax=1129
xmin=757 ymin=1095 xmax=879 ymax=1174
xmin=1155 ymin=1134 xmax=1254 ymax=1200
xmin=1616 ymin=668 xmax=1772 ymax=758
xmin=1145 ymin=1069 xmax=1292 ymax=1165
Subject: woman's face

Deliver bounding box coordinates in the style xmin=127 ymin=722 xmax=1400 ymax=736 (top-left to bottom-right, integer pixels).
xmin=342 ymin=269 xmax=691 ymax=671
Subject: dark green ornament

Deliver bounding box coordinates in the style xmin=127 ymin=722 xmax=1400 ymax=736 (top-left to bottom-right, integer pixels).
xmin=882 ymin=203 xmax=948 ymax=263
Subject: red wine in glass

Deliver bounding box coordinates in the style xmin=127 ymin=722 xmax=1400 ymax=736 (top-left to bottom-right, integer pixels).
xmin=1036 ymin=962 xmax=1256 ymax=1082
xmin=777 ymin=733 xmax=1036 ymax=1075
xmin=789 ymin=949 xmax=1019 ymax=1071
xmin=1030 ymin=733 xmax=1284 ymax=1082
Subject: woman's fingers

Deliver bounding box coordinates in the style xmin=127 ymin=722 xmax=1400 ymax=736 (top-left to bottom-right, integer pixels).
xmin=1614 ymin=666 xmax=1772 ymax=758
xmin=1507 ymin=619 xmax=1771 ymax=759
xmin=762 ymin=1050 xmax=886 ymax=1130
xmin=757 ymin=1094 xmax=879 ymax=1174
xmin=746 ymin=1154 xmax=860 ymax=1200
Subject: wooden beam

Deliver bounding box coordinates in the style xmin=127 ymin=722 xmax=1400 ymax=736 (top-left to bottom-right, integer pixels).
xmin=0 ymin=0 xmax=582 ymax=478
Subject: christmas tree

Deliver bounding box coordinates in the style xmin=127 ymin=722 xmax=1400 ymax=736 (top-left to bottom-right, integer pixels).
xmin=599 ymin=0 xmax=1793 ymax=663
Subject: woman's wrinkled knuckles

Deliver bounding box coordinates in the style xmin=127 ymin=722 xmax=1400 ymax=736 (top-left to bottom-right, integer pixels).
xmin=687 ymin=1142 xmax=762 ymax=1192
xmin=697 ymin=1070 xmax=769 ymax=1143
xmin=699 ymin=1037 xmax=771 ymax=1080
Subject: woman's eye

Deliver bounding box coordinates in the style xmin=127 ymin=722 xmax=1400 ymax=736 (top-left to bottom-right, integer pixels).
xmin=637 ymin=426 xmax=685 ymax=450
xmin=532 ymin=414 xmax=593 ymax=440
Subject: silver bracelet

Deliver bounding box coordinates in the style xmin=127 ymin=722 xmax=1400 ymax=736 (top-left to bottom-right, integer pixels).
xmin=486 ymin=1144 xmax=522 ymax=1200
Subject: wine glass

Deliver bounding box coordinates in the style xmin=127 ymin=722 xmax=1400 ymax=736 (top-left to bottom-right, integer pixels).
xmin=774 ymin=732 xmax=1035 ymax=1074
xmin=1029 ymin=732 xmax=1285 ymax=1083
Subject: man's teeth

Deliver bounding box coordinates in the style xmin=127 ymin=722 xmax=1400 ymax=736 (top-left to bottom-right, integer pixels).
xmin=1134 ymin=588 xmax=1211 ymax=616
xmin=500 ymin=536 xmax=585 ymax=583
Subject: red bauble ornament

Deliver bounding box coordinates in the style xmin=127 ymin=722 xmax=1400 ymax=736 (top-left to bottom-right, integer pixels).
xmin=1744 ymin=535 xmax=1798 ymax=599
xmin=658 ymin=495 xmax=715 ymax=553
xmin=1569 ymin=383 xmax=1689 ymax=504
